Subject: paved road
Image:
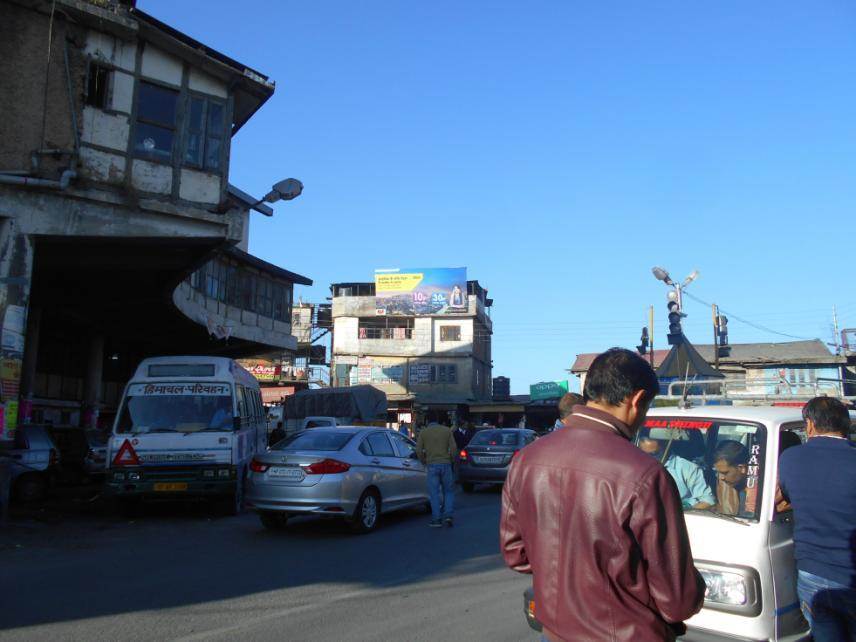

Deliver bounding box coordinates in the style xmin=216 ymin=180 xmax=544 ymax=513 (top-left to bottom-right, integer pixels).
xmin=0 ymin=488 xmax=533 ymax=641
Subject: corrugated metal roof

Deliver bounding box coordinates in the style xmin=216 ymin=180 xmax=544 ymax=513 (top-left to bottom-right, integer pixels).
xmin=570 ymin=339 xmax=843 ymax=373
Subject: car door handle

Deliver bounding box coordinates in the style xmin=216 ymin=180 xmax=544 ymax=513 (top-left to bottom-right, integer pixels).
xmin=371 ymin=458 xmax=381 ymax=465
xmin=402 ymin=460 xmax=411 ymax=467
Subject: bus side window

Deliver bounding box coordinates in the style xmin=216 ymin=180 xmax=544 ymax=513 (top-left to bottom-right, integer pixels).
xmin=236 ymin=384 xmax=247 ymax=423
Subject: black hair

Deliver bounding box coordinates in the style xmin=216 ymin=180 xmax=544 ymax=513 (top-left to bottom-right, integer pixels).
xmin=713 ymin=440 xmax=749 ymax=467
xmin=558 ymin=393 xmax=585 ymax=419
xmin=802 ymin=396 xmax=851 ymax=436
xmin=583 ymin=348 xmax=659 ymax=407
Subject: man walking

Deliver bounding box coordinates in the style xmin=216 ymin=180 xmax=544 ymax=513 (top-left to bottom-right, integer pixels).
xmin=416 ymin=422 xmax=457 ymax=528
xmin=501 ymin=348 xmax=705 ymax=641
xmin=778 ymin=397 xmax=856 ymax=641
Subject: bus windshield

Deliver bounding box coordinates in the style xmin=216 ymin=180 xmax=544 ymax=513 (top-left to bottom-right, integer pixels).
xmin=635 ymin=417 xmax=767 ymax=522
xmin=116 ymin=382 xmax=233 ymax=434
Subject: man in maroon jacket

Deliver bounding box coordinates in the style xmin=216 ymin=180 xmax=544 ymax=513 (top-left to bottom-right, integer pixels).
xmin=501 ymin=348 xmax=705 ymax=641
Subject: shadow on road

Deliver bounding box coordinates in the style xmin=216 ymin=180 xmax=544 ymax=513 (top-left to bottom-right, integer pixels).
xmin=0 ymin=485 xmax=508 ymax=631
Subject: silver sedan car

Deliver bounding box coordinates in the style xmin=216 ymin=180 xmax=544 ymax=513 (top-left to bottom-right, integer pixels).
xmin=246 ymin=427 xmax=429 ymax=533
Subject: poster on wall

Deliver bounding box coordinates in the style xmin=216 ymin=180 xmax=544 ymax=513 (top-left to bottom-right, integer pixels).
xmin=375 ymin=267 xmax=467 ymax=316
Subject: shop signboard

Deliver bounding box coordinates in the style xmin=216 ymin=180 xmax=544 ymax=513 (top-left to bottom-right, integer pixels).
xmin=375 ymin=267 xmax=468 ymax=316
xmin=529 ymin=380 xmax=569 ymax=401
xmin=237 ymin=360 xmax=281 ymax=383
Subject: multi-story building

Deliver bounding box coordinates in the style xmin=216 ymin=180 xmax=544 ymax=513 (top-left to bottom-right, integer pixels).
xmin=330 ymin=280 xmax=493 ymax=426
xmin=0 ymin=0 xmax=309 ymax=438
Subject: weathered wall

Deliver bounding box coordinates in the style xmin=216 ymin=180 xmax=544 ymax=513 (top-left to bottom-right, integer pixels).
xmin=0 ymin=2 xmax=87 ymax=177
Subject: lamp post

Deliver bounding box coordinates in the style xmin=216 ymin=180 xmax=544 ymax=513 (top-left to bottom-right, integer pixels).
xmin=652 ymin=267 xmax=698 ymax=345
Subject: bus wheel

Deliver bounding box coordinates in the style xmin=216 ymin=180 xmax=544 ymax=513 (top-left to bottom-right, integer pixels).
xmin=223 ymin=470 xmax=245 ymax=516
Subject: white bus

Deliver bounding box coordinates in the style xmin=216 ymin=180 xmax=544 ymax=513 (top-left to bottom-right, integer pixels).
xmin=105 ymin=356 xmax=265 ymax=514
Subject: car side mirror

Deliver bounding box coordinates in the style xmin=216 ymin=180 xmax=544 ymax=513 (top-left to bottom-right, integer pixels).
xmin=233 ymin=417 xmax=242 ymax=431
xmin=409 ymin=452 xmax=419 ymax=460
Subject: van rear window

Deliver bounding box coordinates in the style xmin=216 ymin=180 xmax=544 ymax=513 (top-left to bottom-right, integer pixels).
xmin=148 ymin=364 xmax=215 ymax=377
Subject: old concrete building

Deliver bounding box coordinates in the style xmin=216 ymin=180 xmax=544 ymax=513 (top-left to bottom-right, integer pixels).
xmin=330 ymin=281 xmax=493 ymax=426
xmin=0 ymin=0 xmax=309 ymax=439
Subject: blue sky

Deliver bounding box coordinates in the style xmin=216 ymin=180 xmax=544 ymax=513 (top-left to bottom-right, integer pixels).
xmin=146 ymin=0 xmax=856 ymax=393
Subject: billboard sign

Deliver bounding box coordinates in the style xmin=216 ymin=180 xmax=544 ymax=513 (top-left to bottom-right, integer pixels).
xmin=529 ymin=380 xmax=569 ymax=401
xmin=375 ymin=267 xmax=467 ymax=316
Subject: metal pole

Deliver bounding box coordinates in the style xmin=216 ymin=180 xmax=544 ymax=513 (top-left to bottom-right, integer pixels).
xmin=648 ymin=305 xmax=655 ymax=367
xmin=713 ymin=304 xmax=720 ymax=370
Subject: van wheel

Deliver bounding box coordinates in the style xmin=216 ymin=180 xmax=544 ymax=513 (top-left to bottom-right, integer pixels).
xmin=349 ymin=489 xmax=380 ymax=534
xmin=223 ymin=469 xmax=245 ymax=516
xmin=461 ymin=482 xmax=475 ymax=493
xmin=259 ymin=511 xmax=289 ymax=531
xmin=12 ymin=473 xmax=48 ymax=503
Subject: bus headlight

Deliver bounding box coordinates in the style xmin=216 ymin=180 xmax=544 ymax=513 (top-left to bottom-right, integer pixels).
xmin=695 ymin=562 xmax=761 ymax=616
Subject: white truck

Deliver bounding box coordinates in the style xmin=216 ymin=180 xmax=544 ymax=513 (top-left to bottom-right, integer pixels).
xmin=282 ymin=386 xmax=387 ymax=435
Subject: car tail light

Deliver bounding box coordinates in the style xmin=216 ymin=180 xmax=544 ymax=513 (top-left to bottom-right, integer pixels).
xmin=305 ymin=459 xmax=351 ymax=475
xmin=250 ymin=458 xmax=269 ymax=473
xmin=49 ymin=449 xmax=58 ymax=466
xmin=459 ymin=450 xmax=468 ymax=460
xmin=512 ymin=449 xmax=520 ymax=458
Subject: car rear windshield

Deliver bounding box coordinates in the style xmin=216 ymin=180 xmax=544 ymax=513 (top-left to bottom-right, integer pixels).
xmin=469 ymin=430 xmax=520 ymax=447
xmin=272 ymin=430 xmax=354 ymax=452
xmin=636 ymin=417 xmax=767 ymax=522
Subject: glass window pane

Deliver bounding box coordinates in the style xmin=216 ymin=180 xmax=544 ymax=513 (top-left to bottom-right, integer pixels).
xmin=207 ymin=102 xmax=224 ymax=136
xmin=185 ymin=132 xmax=202 ymax=165
xmin=137 ymin=82 xmax=177 ymax=126
xmin=188 ymin=97 xmax=204 ymax=132
xmin=205 ymin=136 xmax=221 ymax=170
xmin=134 ymin=122 xmax=173 ymax=159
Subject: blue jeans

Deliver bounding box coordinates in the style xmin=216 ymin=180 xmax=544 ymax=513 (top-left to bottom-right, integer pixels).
xmin=427 ymin=463 xmax=454 ymax=521
xmin=797 ymin=570 xmax=856 ymax=642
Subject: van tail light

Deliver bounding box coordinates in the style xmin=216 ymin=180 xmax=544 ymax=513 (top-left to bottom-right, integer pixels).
xmin=459 ymin=450 xmax=468 ymax=460
xmin=250 ymin=458 xmax=269 ymax=473
xmin=305 ymin=459 xmax=351 ymax=475
xmin=49 ymin=448 xmax=58 ymax=466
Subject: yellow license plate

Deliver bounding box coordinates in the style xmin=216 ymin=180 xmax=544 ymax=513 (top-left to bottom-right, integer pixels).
xmin=154 ymin=482 xmax=188 ymax=492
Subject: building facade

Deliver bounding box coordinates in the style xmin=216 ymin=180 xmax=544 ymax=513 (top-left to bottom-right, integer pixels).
xmin=0 ymin=0 xmax=309 ymax=438
xmin=330 ymin=281 xmax=493 ymax=425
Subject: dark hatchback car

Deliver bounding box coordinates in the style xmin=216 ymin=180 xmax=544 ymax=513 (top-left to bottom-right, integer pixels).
xmin=457 ymin=428 xmax=537 ymax=492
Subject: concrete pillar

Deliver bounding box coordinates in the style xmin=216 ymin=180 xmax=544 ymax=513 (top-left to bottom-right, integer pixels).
xmin=0 ymin=223 xmax=34 ymax=443
xmin=81 ymin=335 xmax=104 ymax=429
xmin=19 ymin=306 xmax=41 ymax=424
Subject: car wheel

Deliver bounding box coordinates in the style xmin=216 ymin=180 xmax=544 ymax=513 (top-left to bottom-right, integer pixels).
xmin=461 ymin=482 xmax=475 ymax=493
xmin=259 ymin=511 xmax=289 ymax=531
xmin=12 ymin=473 xmax=48 ymax=503
xmin=349 ymin=489 xmax=381 ymax=534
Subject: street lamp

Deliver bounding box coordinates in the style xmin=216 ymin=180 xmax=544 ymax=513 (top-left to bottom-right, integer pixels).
xmin=252 ymin=178 xmax=304 ymax=207
xmin=652 ymin=266 xmax=699 ymax=345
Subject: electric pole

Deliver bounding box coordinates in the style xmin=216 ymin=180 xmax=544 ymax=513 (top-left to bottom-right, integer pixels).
xmin=712 ymin=304 xmax=720 ymax=370
xmin=648 ymin=305 xmax=655 ymax=367
xmin=833 ymin=305 xmax=841 ymax=355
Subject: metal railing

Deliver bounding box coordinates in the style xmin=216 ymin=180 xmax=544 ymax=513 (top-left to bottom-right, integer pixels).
xmin=662 ymin=376 xmax=855 ymax=403
xmin=359 ymin=327 xmax=413 ymax=340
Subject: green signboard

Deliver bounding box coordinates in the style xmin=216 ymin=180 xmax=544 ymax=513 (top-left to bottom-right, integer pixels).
xmin=529 ymin=380 xmax=569 ymax=401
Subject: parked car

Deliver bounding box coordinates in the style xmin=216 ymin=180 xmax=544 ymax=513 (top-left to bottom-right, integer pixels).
xmin=6 ymin=425 xmax=60 ymax=502
xmin=246 ymin=427 xmax=428 ymax=533
xmin=83 ymin=429 xmax=109 ymax=479
xmin=457 ymin=428 xmax=537 ymax=493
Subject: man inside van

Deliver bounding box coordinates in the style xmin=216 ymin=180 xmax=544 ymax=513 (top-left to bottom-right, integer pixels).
xmin=501 ymin=348 xmax=705 ymax=641
xmin=712 ymin=440 xmax=753 ymax=517
xmin=779 ymin=397 xmax=856 ymax=642
xmin=639 ymin=438 xmax=715 ymax=509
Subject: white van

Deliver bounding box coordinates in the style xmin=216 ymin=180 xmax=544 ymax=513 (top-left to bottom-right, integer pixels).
xmin=639 ymin=405 xmax=818 ymax=641
xmin=105 ymin=356 xmax=265 ymax=514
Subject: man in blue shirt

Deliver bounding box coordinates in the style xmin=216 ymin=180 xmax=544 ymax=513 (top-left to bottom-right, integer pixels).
xmin=779 ymin=397 xmax=856 ymax=642
xmin=639 ymin=437 xmax=715 ymax=509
